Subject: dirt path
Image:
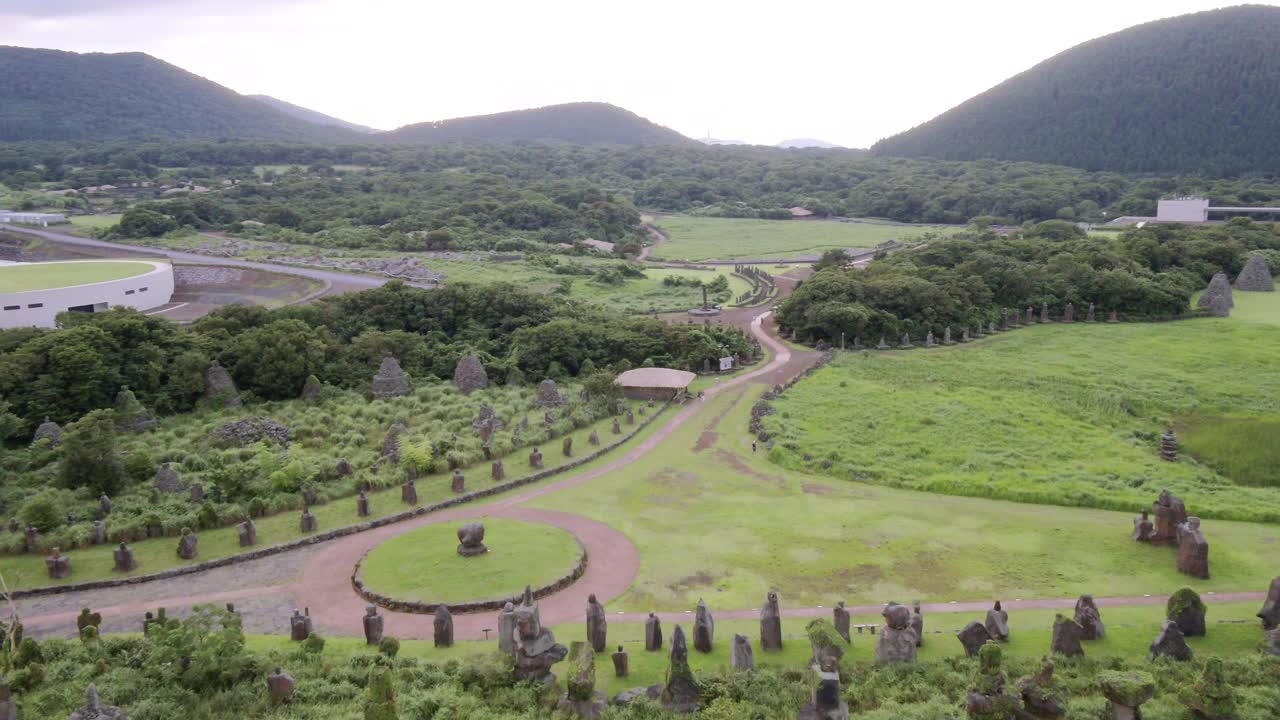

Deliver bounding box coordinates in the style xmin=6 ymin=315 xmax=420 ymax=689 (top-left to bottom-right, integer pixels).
xmin=638 ymin=223 xmax=666 ymax=261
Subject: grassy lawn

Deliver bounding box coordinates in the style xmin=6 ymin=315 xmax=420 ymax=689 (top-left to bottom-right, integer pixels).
xmin=763 ymin=302 xmax=1280 ymax=522
xmin=358 ymin=517 xmax=582 ymax=604
xmin=525 ymin=385 xmax=1280 ymax=613
xmin=0 ymin=259 xmax=155 ymax=292
xmin=65 ymin=214 xmax=122 ymax=237
xmin=243 ymin=600 xmax=1270 ymax=698
xmin=651 ymin=216 xmax=954 ymax=262
xmin=0 ymin=390 xmax=667 ymax=591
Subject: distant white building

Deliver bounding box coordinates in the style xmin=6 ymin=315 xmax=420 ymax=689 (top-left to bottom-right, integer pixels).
xmin=1156 ymin=197 xmax=1280 ymax=223
xmin=0 ymin=211 xmax=67 ymax=227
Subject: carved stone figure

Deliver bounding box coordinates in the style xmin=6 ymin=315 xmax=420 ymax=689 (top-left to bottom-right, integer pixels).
xmin=1234 ymin=254 xmax=1275 ymax=292
xmin=612 ymin=645 xmax=629 ymax=677
xmin=68 ymin=684 xmax=128 ymax=719
xmin=498 ymin=602 xmax=516 ymax=653
xmin=1149 ymin=619 xmax=1193 ymax=661
xmin=645 ymin=612 xmax=663 ymax=651
xmin=588 ymin=430 xmax=600 ymax=446
xmin=1258 ymin=576 xmax=1280 ymax=630
xmin=267 ymin=667 xmax=295 ymax=705
xmin=1074 ymin=594 xmax=1105 ymax=640
xmin=402 ymin=478 xmax=418 ymax=504
xmin=300 ymin=509 xmax=317 ymax=533
xmin=911 ymin=601 xmax=924 ymax=647
xmin=1167 ymin=587 xmax=1206 ymax=637
xmin=1177 ymin=517 xmax=1210 ymax=579
xmin=357 ymin=491 xmax=370 ymax=517
xmin=759 ymin=591 xmax=782 ymax=651
xmin=1160 ymin=429 xmax=1178 ymax=461
xmin=833 ymin=600 xmax=850 ymax=642
xmin=457 ymin=523 xmax=487 ymax=556
xmin=434 ymin=605 xmax=453 ymax=647
xmin=1050 ymin=615 xmax=1084 ymax=657
xmin=370 ymin=353 xmax=411 ymax=398
xmin=875 ymin=602 xmax=917 ymax=663
xmin=537 ymin=378 xmax=564 ymax=407
xmin=113 ymin=543 xmax=137 ymax=572
xmin=985 ymin=601 xmax=1010 ymax=642
xmin=731 ymin=633 xmax=754 ymax=671
xmin=451 ymin=468 xmax=465 ymax=493
xmin=1017 ymin=659 xmax=1065 ymax=720
xmin=1086 ymin=302 xmax=1096 ymax=322
xmin=530 ymin=448 xmax=544 ymax=468
xmin=1150 ymin=490 xmax=1187 ymax=545
xmin=176 ymin=528 xmax=198 ymax=559
xmin=205 ymin=361 xmax=242 ymax=408
xmin=586 ymin=593 xmax=608 ymax=652
xmin=611 ymin=417 xmax=621 ymax=435
xmin=45 ymin=547 xmax=70 ymax=579
xmin=453 ymin=353 xmax=489 ymax=394
xmin=659 ymin=625 xmax=700 ymax=713
xmin=1064 ymin=302 xmax=1075 ymax=323
xmin=229 ymin=516 xmax=255 ymax=546
xmin=362 ymin=605 xmax=383 ymax=645
xmin=1132 ymin=509 xmax=1154 ymax=542
xmin=153 ymin=463 xmax=183 ymax=493
xmin=693 ymin=598 xmax=713 ymax=653
xmin=512 ymin=591 xmax=568 ymax=684
xmin=289 ymin=608 xmax=313 ymax=641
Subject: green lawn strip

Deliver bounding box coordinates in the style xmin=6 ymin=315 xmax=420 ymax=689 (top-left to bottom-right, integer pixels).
xmin=651 ymin=216 xmax=953 ymax=262
xmin=0 ymin=260 xmax=154 ymax=292
xmin=1194 ymin=288 xmax=1280 ymax=326
xmin=358 ymin=518 xmax=582 ymax=604
xmin=64 ymin=214 xmax=122 ymax=237
xmin=243 ymin=601 xmax=1268 ymax=699
xmin=764 ymin=311 xmax=1280 ymax=522
xmin=2 ymin=399 xmax=670 ymax=591
xmin=526 ymin=386 xmax=1280 ymax=612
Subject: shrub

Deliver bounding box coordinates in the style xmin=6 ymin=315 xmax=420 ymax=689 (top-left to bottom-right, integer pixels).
xmin=378 ymin=637 xmax=400 ymax=659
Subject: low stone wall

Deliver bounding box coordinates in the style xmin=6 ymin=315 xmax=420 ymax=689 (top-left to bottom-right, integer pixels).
xmin=351 ymin=540 xmax=588 ymax=615
xmin=11 ymin=402 xmax=670 ymax=600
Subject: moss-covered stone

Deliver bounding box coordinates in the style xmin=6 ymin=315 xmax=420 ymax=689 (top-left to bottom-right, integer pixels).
xmin=362 ymin=666 xmax=397 ymax=720
xmin=1098 ymin=670 xmax=1156 ymax=707
xmin=566 ymin=645 xmax=596 ymax=701
xmin=1167 ymin=587 xmax=1206 ymax=619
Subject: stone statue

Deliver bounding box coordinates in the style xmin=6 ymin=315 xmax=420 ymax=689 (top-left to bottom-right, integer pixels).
xmin=911 ymin=600 xmax=924 ymax=647
xmin=453 ymin=353 xmax=489 ymax=394
xmin=31 ymin=416 xmax=63 ymax=447
xmin=985 ymin=601 xmax=1009 ymax=642
xmin=401 ymin=478 xmax=418 ymax=505
xmin=1177 ymin=517 xmax=1210 ymax=579
xmin=204 ymin=361 xmax=242 ymax=408
xmin=512 ymin=591 xmax=568 ymax=684
xmin=659 ymin=625 xmax=700 ymax=713
xmin=68 ymin=684 xmax=128 ymax=719
xmin=1050 ymin=615 xmax=1084 ymax=657
xmin=451 ymin=468 xmax=465 ymax=493
xmin=498 ymin=602 xmax=516 ymax=653
xmin=113 ymin=543 xmax=137 ymax=572
xmin=1149 ymin=619 xmax=1193 ymax=661
xmin=1151 ymin=490 xmax=1187 ymax=545
xmin=645 ymin=612 xmax=663 ymax=651
xmin=289 ymin=608 xmax=313 ymax=641
xmin=957 ymin=621 xmax=992 ymax=657
xmin=1132 ymin=509 xmax=1154 ymax=542
xmin=98 ymin=494 xmax=112 ymax=519
xmin=588 ymin=430 xmax=600 ymax=446
xmin=875 ymin=602 xmax=916 ymax=663
xmin=153 ymin=463 xmax=183 ymax=493
xmin=1160 ymin=429 xmax=1178 ymax=461
xmin=237 ymin=518 xmax=257 ymax=547
xmin=586 ymin=593 xmax=608 ymax=652
xmin=1064 ymin=302 xmax=1075 ymax=322
xmin=300 ymin=509 xmax=317 ymax=533
xmin=357 ymin=491 xmax=370 ymax=517
xmin=833 ymin=600 xmax=850 ymax=643
xmin=434 ymin=605 xmax=453 ymax=647
xmin=1073 ymin=594 xmax=1105 ymax=640
xmin=693 ymin=598 xmax=714 ymax=653
xmin=611 ymin=417 xmax=621 ymax=435
xmin=176 ymin=528 xmax=198 ymax=559
xmin=1086 ymin=302 xmax=1096 ymax=322
xmin=1258 ymin=577 xmax=1280 ymax=631
xmin=267 ymin=667 xmax=295 ymax=705
xmin=457 ymin=523 xmax=487 ymax=556
xmin=611 ymin=645 xmax=629 ymax=677
xmin=1234 ymin=254 xmax=1274 ymax=292
xmin=731 ymin=633 xmax=754 ymax=671
xmin=759 ymin=591 xmax=782 ymax=650
xmin=363 ymin=605 xmax=383 ymax=645
xmin=45 ymin=547 xmax=70 ymax=579
xmin=530 ymin=448 xmax=543 ymax=468
xmin=370 ymin=353 xmax=411 ymax=398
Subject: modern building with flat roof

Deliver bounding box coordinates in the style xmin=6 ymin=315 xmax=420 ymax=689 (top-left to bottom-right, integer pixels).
xmin=0 ymin=260 xmax=174 ymax=328
xmin=0 ymin=210 xmax=67 ymax=226
xmin=1156 ymin=197 xmax=1280 ymax=223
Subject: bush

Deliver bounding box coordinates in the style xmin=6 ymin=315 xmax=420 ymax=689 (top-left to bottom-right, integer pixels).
xmin=378 ymin=637 xmax=400 ymax=659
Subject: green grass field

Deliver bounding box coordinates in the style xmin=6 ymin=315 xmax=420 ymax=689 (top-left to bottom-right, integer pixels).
xmin=0 ymin=260 xmax=154 ymax=292
xmin=65 ymin=214 xmax=122 ymax=237
xmin=525 ymin=385 xmax=1280 ymax=613
xmin=651 ymin=216 xmax=955 ymax=262
xmin=358 ymin=517 xmax=582 ymax=604
xmin=763 ymin=300 xmax=1280 ymax=522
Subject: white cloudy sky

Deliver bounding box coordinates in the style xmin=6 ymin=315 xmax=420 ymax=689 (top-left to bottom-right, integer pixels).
xmin=1 ymin=0 xmax=1268 ymax=146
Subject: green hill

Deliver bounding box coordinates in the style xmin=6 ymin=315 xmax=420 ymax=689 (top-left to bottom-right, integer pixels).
xmin=0 ymin=46 xmax=356 ymax=142
xmin=871 ymin=5 xmax=1280 ymax=174
xmin=248 ymin=94 xmax=379 ymax=134
xmin=383 ymin=102 xmax=692 ymax=145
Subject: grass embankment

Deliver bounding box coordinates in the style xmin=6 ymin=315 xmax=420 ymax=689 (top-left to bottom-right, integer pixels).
xmin=527 ymin=386 xmax=1280 ymax=611
xmin=651 ymin=215 xmax=953 ymax=262
xmin=65 ymin=214 xmax=122 ymax=237
xmin=764 ymin=305 xmax=1280 ymax=521
xmin=358 ymin=518 xmax=582 ymax=604
xmin=0 ymin=260 xmax=153 ymax=292
xmin=0 ymin=387 xmax=669 ymax=591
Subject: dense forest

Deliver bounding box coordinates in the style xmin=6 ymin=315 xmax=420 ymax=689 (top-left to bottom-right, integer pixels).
xmin=872 ymin=5 xmax=1280 ymax=174
xmin=0 ymin=47 xmax=353 ymax=143
xmin=5 ymin=141 xmax=1280 ymax=240
xmin=776 ymin=220 xmax=1280 ymax=344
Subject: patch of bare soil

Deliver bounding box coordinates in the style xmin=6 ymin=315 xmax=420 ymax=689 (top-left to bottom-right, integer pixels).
xmin=667 ymin=571 xmax=715 ymax=593
xmin=801 ymin=483 xmax=834 ymax=495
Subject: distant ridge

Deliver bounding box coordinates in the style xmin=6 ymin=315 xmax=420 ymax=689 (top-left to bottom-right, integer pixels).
xmin=776 ymin=138 xmax=842 ymax=149
xmin=248 ymin=95 xmax=379 ymax=133
xmin=0 ymin=46 xmax=356 ymax=142
xmin=383 ymin=102 xmax=692 ymax=145
xmin=871 ymin=5 xmax=1280 ymax=173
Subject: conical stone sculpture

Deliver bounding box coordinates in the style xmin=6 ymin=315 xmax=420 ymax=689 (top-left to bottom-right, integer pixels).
xmin=759 ymin=591 xmax=782 ymax=651
xmin=693 ymin=598 xmax=714 ymax=653
xmin=1235 ymin=254 xmax=1275 ymax=292
xmin=659 ymin=626 xmax=700 ymax=713
xmin=204 ymin=361 xmax=242 ymax=408
xmin=371 ymin=354 xmax=411 ymax=398
xmin=453 ymin=353 xmax=489 ymax=394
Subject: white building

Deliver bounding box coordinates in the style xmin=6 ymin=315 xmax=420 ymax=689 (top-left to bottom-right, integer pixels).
xmin=0 ymin=260 xmax=175 ymax=329
xmin=0 ymin=211 xmax=68 ymax=227
xmin=1156 ymin=197 xmax=1280 ymax=223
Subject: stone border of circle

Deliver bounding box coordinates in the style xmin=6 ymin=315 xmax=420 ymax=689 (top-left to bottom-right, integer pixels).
xmin=9 ymin=402 xmax=669 ymax=600
xmin=350 ymin=534 xmax=588 ymax=615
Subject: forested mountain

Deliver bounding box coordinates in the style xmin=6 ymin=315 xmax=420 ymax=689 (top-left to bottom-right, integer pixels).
xmin=872 ymin=5 xmax=1280 ymax=174
xmin=383 ymin=102 xmax=692 ymax=145
xmin=0 ymin=47 xmax=357 ymax=142
xmin=248 ymin=95 xmax=378 ymax=133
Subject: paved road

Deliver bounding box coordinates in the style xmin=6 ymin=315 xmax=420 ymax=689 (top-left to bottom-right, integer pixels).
xmin=1 ymin=223 xmax=390 ymax=291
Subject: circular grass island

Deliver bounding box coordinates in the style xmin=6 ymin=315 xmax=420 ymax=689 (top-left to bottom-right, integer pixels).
xmin=354 ymin=517 xmax=585 ymax=613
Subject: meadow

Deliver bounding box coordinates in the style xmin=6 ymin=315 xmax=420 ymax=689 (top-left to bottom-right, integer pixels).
xmin=650 ymin=215 xmax=954 ymax=262
xmin=526 ymin=384 xmax=1280 ymax=612
xmin=763 ymin=299 xmax=1280 ymax=522
xmin=357 ymin=517 xmax=583 ymax=604
xmin=0 ymin=259 xmax=152 ymax=292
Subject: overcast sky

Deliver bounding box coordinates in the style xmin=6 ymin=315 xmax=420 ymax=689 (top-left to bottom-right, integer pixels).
xmin=2 ymin=1 xmax=1268 ymax=146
